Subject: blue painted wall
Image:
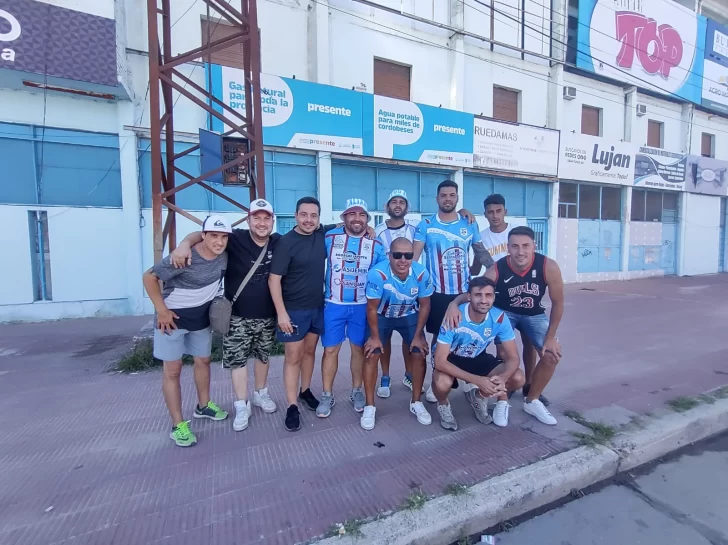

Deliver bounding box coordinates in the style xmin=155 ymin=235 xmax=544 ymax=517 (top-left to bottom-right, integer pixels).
xmin=0 ymin=122 xmax=121 ymax=207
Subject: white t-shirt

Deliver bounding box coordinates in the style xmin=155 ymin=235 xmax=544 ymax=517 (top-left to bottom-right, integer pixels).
xmin=480 ymin=224 xmax=513 ymax=263
xmin=375 ymin=222 xmax=417 ymax=253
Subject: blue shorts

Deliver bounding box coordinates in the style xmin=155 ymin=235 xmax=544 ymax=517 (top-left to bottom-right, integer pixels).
xmin=375 ymin=313 xmax=422 ymax=353
xmin=276 ymin=307 xmax=324 ymax=343
xmin=495 ymin=312 xmax=549 ymax=350
xmin=321 ymin=302 xmax=368 ymax=348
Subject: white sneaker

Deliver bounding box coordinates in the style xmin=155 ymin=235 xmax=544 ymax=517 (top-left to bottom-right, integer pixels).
xmin=377 ymin=385 xmax=391 ymax=398
xmin=360 ymin=405 xmax=376 ymax=430
xmin=233 ymin=400 xmax=251 ymax=431
xmin=252 ymin=388 xmax=277 ymax=414
xmin=425 ymin=385 xmax=437 ymax=403
xmin=524 ymin=399 xmax=557 ymax=425
xmin=493 ymin=400 xmax=510 ymax=427
xmin=410 ymin=401 xmax=432 ymax=425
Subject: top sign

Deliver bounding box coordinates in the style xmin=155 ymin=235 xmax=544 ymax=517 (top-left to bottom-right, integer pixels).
xmin=576 ymin=0 xmax=706 ymax=104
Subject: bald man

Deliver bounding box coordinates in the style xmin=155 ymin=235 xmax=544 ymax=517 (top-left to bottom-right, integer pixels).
xmin=361 ymin=238 xmax=434 ymax=430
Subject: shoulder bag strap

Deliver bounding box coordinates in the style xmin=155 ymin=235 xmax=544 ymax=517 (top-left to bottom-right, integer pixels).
xmin=231 ymin=241 xmax=268 ymax=304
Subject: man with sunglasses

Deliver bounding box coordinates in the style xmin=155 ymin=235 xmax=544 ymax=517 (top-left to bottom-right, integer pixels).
xmin=361 ymin=237 xmax=434 ymax=430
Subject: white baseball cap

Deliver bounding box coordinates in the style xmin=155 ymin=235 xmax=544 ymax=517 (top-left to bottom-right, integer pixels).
xmin=249 ymin=198 xmax=274 ymax=216
xmin=340 ymin=198 xmax=371 ymax=221
xmin=387 ymin=189 xmax=409 ymax=206
xmin=202 ymin=215 xmax=232 ymax=233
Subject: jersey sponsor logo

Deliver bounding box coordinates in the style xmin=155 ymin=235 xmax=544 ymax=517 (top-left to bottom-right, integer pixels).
xmin=335 ymin=250 xmax=361 ymax=262
xmin=334 ymin=278 xmax=366 ymax=289
xmin=441 ymin=247 xmax=467 ymax=273
xmin=532 ymin=269 xmax=537 ymax=278
xmin=333 ymin=264 xmax=369 ymax=275
xmin=507 ymin=283 xmax=541 ymax=298
xmin=332 ymin=241 xmax=345 ymax=250
xmin=410 ymin=287 xmax=418 ymax=295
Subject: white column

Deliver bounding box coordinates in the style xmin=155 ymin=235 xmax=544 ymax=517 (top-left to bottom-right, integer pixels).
xmin=310 ymin=0 xmax=330 ymax=84
xmin=621 ymin=186 xmax=632 ymax=273
xmin=117 ymin=101 xmax=145 ymax=314
xmin=547 ymin=181 xmax=559 ymax=257
xmin=677 ymin=192 xmax=689 ymax=276
xmin=317 ymin=151 xmax=334 ymax=223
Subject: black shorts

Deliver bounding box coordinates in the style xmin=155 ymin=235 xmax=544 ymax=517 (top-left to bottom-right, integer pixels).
xmin=426 ymin=292 xmax=460 ymax=336
xmin=446 ymin=352 xmax=502 ymax=377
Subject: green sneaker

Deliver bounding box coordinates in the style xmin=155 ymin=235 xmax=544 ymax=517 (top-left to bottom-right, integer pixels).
xmin=170 ymin=421 xmax=197 ymax=447
xmin=194 ymin=401 xmax=228 ymax=421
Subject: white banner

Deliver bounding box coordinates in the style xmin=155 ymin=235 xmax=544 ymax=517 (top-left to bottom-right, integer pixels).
xmin=472 ymin=118 xmax=560 ymax=176
xmin=558 ymin=134 xmax=637 ymax=185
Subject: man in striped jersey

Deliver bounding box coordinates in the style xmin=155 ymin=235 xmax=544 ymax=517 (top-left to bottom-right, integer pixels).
xmin=316 ymin=199 xmax=387 ymax=418
xmin=373 ymin=189 xmax=418 ymax=397
xmin=413 ymin=180 xmax=495 ymax=402
xmin=361 ymin=237 xmax=434 ymax=430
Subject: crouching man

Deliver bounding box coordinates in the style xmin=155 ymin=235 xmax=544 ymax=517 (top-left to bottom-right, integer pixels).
xmin=432 ymin=276 xmax=524 ymax=430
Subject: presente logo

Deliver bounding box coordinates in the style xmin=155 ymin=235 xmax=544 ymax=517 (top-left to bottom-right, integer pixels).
xmin=615 ymin=12 xmax=683 ymax=79
xmin=0 ymin=9 xmax=21 ymax=62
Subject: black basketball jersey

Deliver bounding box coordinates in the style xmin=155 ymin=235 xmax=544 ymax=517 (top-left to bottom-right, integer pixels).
xmin=493 ymin=253 xmax=548 ymax=316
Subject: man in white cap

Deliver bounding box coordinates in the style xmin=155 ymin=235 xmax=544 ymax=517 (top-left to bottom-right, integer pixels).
xmin=171 ymin=200 xmax=280 ymax=434
xmin=373 ymin=190 xmax=418 ymax=398
xmin=144 ymin=214 xmax=231 ymax=447
xmin=316 ymin=198 xmax=387 ymax=418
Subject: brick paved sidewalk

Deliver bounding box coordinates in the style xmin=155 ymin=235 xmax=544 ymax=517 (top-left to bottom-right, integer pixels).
xmin=1 ymin=275 xmax=727 ymax=545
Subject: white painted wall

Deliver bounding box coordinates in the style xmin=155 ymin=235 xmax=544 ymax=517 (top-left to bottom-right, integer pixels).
xmin=463 ymin=47 xmax=550 ymax=126
xmin=681 ymin=193 xmax=722 ymax=276
xmin=561 ymin=72 xmax=625 ymax=140
xmin=633 ymin=94 xmax=684 ymax=152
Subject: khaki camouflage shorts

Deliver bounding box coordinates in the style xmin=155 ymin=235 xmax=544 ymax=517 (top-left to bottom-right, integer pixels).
xmin=222 ymin=316 xmax=277 ymax=369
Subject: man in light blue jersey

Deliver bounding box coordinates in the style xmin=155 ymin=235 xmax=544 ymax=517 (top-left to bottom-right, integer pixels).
xmin=373 ymin=189 xmax=418 ymax=397
xmin=361 ymin=237 xmax=433 ymax=430
xmin=433 ymin=276 xmax=524 ymax=430
xmin=317 ymin=199 xmax=386 ymax=418
xmin=413 ymin=180 xmax=494 ymax=402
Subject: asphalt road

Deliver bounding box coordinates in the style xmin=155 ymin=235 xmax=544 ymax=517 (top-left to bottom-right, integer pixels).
xmin=494 ymin=432 xmax=728 ymax=545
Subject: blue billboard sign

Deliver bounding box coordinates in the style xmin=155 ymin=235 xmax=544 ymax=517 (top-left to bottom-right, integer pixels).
xmin=702 ymin=19 xmax=728 ymax=114
xmin=208 ymin=64 xmax=364 ymax=154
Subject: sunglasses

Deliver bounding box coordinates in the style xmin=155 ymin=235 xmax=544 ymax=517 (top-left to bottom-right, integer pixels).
xmin=391 ymin=252 xmax=414 ymax=260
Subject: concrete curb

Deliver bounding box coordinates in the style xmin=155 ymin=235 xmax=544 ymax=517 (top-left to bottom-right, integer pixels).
xmin=310 ymin=397 xmax=728 ymax=545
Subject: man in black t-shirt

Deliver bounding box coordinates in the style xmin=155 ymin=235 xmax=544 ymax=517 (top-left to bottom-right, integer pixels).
xmin=269 ymin=196 xmax=332 ymax=431
xmin=172 ymin=200 xmax=281 ymax=433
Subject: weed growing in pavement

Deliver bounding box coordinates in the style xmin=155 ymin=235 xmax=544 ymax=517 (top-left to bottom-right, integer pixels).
xmin=443 ymin=483 xmax=470 ymax=497
xmin=326 ymin=519 xmax=364 ymax=538
xmin=712 ymin=386 xmax=728 ymax=399
xmin=457 ymin=536 xmax=473 ymax=545
xmin=667 ymin=396 xmax=700 ymax=412
xmin=697 ymin=394 xmax=716 ymax=405
xmin=403 ymin=489 xmax=428 ymax=510
xmin=565 ymin=411 xmax=616 ymax=447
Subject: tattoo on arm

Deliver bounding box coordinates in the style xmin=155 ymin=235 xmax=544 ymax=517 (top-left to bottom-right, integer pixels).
xmin=472 ymin=242 xmax=494 ymax=269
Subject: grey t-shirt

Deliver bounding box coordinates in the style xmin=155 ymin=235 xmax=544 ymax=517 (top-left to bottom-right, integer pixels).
xmin=152 ymin=247 xmax=227 ymax=331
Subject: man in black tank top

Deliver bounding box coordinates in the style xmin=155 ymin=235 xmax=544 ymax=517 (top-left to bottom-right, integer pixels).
xmin=442 ymin=226 xmax=565 ymax=426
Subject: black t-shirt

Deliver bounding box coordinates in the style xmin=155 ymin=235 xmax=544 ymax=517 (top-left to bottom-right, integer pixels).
xmin=224 ymin=230 xmax=280 ymax=319
xmin=270 ymin=227 xmax=330 ymax=311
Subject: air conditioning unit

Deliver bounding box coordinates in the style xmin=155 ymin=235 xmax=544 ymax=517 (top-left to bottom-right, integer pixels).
xmin=636 ymin=104 xmax=647 ymax=116
xmin=563 ymin=86 xmax=577 ymax=100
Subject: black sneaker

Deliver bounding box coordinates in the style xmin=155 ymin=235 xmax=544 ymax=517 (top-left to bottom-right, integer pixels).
xmin=285 ymin=405 xmax=301 ymax=431
xmin=523 ymin=384 xmax=550 ymax=406
xmin=298 ymin=388 xmax=320 ymax=411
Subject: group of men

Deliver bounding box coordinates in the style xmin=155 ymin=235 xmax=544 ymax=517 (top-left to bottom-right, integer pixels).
xmin=143 ymin=182 xmax=564 ymax=447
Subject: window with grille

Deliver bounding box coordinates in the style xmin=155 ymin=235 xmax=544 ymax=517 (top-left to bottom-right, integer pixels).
xmin=647 ymin=120 xmax=663 ymax=148
xmin=201 ymin=19 xmax=244 ymax=68
xmin=581 ymin=105 xmax=601 ymax=136
xmin=493 ymin=87 xmax=519 ymax=123
xmin=373 ymin=59 xmax=411 ymax=101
